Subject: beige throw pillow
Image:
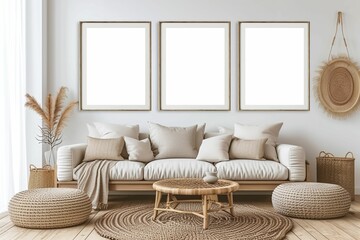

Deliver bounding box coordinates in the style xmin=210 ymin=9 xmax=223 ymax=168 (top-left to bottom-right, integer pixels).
xmin=196 ymin=123 xmax=206 ymax=150
xmin=229 ymin=138 xmax=267 ymax=160
xmin=124 ymin=137 xmax=154 ymax=163
xmin=233 ymin=123 xmax=283 ymax=161
xmin=196 ymin=135 xmax=232 ymax=162
xmin=148 ymin=122 xmax=197 ymax=159
xmin=83 ymin=137 xmax=124 ymax=162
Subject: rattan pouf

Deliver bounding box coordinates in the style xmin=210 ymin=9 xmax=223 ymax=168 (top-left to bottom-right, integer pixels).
xmin=9 ymin=188 xmax=92 ymax=229
xmin=272 ymin=182 xmax=351 ymax=219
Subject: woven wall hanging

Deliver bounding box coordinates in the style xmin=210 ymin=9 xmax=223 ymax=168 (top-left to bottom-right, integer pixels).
xmin=315 ymin=12 xmax=360 ymax=118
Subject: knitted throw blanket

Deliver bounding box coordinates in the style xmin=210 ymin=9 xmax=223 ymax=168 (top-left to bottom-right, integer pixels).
xmin=74 ymin=160 xmax=116 ymax=210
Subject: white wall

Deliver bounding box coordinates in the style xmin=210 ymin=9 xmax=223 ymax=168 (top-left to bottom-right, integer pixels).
xmin=46 ymin=0 xmax=360 ymax=192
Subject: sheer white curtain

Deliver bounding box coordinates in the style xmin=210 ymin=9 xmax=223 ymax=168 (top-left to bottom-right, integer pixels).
xmin=0 ymin=0 xmax=27 ymax=212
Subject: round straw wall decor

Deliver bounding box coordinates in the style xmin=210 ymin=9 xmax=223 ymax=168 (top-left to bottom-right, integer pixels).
xmin=315 ymin=12 xmax=360 ymax=118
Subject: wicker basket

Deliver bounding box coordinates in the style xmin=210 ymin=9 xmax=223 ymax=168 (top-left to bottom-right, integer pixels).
xmin=28 ymin=165 xmax=56 ymax=189
xmin=317 ymin=151 xmax=354 ymax=200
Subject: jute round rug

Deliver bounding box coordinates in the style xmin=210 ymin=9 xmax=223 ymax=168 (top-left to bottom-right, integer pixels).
xmin=95 ymin=201 xmax=292 ymax=240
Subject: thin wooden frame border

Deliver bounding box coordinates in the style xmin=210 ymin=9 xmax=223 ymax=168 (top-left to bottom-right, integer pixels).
xmin=238 ymin=21 xmax=310 ymax=111
xmin=80 ymin=21 xmax=152 ymax=111
xmin=159 ymin=21 xmax=231 ymax=111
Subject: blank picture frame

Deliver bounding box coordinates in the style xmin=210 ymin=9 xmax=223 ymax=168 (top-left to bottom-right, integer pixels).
xmin=80 ymin=21 xmax=151 ymax=110
xmin=239 ymin=22 xmax=310 ymax=110
xmin=160 ymin=22 xmax=231 ymax=110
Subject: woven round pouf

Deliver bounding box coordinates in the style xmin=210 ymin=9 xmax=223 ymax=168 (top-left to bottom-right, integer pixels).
xmin=272 ymin=182 xmax=351 ymax=219
xmin=9 ymin=188 xmax=92 ymax=229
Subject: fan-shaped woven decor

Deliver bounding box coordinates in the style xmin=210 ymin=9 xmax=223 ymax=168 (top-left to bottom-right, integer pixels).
xmin=316 ymin=57 xmax=360 ymax=117
xmin=95 ymin=201 xmax=293 ymax=240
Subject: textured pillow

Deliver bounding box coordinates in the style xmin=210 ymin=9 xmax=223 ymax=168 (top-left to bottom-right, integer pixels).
xmin=148 ymin=122 xmax=197 ymax=159
xmin=233 ymin=123 xmax=283 ymax=161
xmin=83 ymin=137 xmax=124 ymax=162
xmin=124 ymin=137 xmax=154 ymax=163
xmin=229 ymin=138 xmax=267 ymax=160
xmin=196 ymin=135 xmax=232 ymax=162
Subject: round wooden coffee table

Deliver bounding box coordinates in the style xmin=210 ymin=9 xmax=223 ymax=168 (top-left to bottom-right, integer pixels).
xmin=152 ymin=178 xmax=239 ymax=229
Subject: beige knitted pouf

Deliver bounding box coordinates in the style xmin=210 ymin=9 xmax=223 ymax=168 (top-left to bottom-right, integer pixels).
xmin=9 ymin=188 xmax=92 ymax=229
xmin=272 ymin=182 xmax=351 ymax=219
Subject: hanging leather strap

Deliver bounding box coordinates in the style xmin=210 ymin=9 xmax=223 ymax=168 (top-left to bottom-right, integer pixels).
xmin=328 ymin=11 xmax=350 ymax=61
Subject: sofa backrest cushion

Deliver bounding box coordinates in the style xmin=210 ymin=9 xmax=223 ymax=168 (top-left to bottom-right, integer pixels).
xmin=233 ymin=122 xmax=283 ymax=161
xmin=148 ymin=122 xmax=198 ymax=159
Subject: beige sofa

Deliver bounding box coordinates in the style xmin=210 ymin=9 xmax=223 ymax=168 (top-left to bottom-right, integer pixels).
xmin=57 ymin=132 xmax=307 ymax=192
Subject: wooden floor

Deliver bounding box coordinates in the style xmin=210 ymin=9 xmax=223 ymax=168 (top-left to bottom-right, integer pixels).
xmin=1 ymin=194 xmax=360 ymax=240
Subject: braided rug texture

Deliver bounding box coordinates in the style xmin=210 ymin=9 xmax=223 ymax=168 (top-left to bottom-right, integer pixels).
xmin=95 ymin=201 xmax=292 ymax=240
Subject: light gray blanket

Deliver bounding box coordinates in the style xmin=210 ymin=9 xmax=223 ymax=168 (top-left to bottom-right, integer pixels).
xmin=74 ymin=160 xmax=116 ymax=210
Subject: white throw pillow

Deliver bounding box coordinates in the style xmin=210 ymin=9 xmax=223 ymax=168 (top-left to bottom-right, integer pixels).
xmin=93 ymin=122 xmax=139 ymax=139
xmin=83 ymin=137 xmax=124 ymax=162
xmin=233 ymin=123 xmax=283 ymax=161
xmin=124 ymin=137 xmax=154 ymax=163
xmin=229 ymin=138 xmax=267 ymax=160
xmin=148 ymin=122 xmax=197 ymax=159
xmin=196 ymin=135 xmax=232 ymax=162
xmin=87 ymin=123 xmax=101 ymax=138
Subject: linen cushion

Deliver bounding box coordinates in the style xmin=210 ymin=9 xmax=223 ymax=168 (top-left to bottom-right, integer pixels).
xmin=229 ymin=138 xmax=267 ymax=160
xmin=196 ymin=134 xmax=232 ymax=162
xmin=124 ymin=137 xmax=154 ymax=163
xmin=195 ymin=123 xmax=206 ymax=150
xmin=87 ymin=123 xmax=101 ymax=138
xmin=83 ymin=137 xmax=124 ymax=162
xmin=216 ymin=160 xmax=288 ymax=180
xmin=148 ymin=122 xmax=197 ymax=159
xmin=233 ymin=122 xmax=283 ymax=161
xmin=144 ymin=159 xmax=216 ymax=180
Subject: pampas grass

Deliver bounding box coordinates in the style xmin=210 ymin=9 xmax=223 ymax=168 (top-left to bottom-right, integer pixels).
xmin=25 ymin=87 xmax=78 ymax=154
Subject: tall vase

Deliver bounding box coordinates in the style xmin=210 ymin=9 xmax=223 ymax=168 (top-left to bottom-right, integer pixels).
xmin=44 ymin=148 xmax=56 ymax=167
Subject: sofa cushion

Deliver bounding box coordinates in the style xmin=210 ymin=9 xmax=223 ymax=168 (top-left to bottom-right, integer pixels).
xmin=233 ymin=122 xmax=283 ymax=161
xmin=83 ymin=137 xmax=124 ymax=161
xmin=148 ymin=123 xmax=197 ymax=159
xmin=229 ymin=138 xmax=267 ymax=160
xmin=144 ymin=159 xmax=215 ymax=180
xmin=196 ymin=135 xmax=232 ymax=162
xmin=124 ymin=137 xmax=154 ymax=163
xmin=73 ymin=160 xmax=145 ymax=181
xmin=216 ymin=160 xmax=288 ymax=180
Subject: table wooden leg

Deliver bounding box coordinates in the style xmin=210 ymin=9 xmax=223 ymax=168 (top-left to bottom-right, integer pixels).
xmin=153 ymin=191 xmax=162 ymax=220
xmin=227 ymin=192 xmax=234 ymax=216
xmin=202 ymin=195 xmax=209 ymax=229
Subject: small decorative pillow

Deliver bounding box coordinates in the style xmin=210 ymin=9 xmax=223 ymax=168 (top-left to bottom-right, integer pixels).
xmin=196 ymin=135 xmax=232 ymax=163
xmin=233 ymin=122 xmax=283 ymax=161
xmin=83 ymin=137 xmax=124 ymax=162
xmin=124 ymin=137 xmax=154 ymax=163
xmin=87 ymin=123 xmax=101 ymax=138
xmin=196 ymin=123 xmax=206 ymax=150
xmin=148 ymin=122 xmax=197 ymax=159
xmin=229 ymin=138 xmax=267 ymax=160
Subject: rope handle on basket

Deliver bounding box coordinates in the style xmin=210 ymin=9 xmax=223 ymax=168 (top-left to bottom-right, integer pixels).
xmin=345 ymin=152 xmax=354 ymax=158
xmin=318 ymin=151 xmax=334 ymax=157
xmin=29 ymin=164 xmax=52 ymax=171
xmin=328 ymin=11 xmax=350 ymax=61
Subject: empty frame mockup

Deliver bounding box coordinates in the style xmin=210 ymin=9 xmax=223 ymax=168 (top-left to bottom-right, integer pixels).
xmin=160 ymin=22 xmax=230 ymax=110
xmin=80 ymin=22 xmax=151 ymax=110
xmin=240 ymin=22 xmax=310 ymax=110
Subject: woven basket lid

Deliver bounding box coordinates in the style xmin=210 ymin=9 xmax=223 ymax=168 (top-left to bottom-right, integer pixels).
xmin=318 ymin=57 xmax=360 ymax=114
